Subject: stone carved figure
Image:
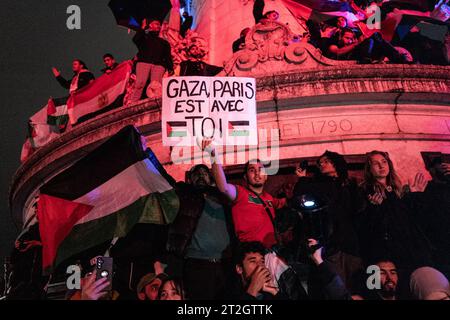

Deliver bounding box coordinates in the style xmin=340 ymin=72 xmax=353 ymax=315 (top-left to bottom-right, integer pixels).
xmin=161 ymin=0 xmax=211 ymax=74
xmin=223 ymin=19 xmax=314 ymax=75
xmin=222 ymin=18 xmax=356 ymax=76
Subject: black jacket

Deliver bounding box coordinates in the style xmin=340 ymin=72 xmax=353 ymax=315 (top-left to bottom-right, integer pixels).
xmin=408 ymin=181 xmax=450 ymax=267
xmin=133 ymin=30 xmax=173 ymax=71
xmin=179 ymin=60 xmax=223 ymax=77
xmin=56 ymin=70 xmax=95 ymax=92
xmin=357 ymin=188 xmax=432 ymax=269
xmin=293 ymin=176 xmax=365 ymax=257
xmin=101 ymin=62 xmax=119 ymax=74
xmin=166 ymin=183 xmax=236 ymax=258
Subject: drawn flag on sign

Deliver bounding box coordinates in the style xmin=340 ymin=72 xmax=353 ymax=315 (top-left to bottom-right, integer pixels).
xmin=166 ymin=121 xmax=188 ymax=137
xmin=228 ymin=121 xmax=250 ymax=137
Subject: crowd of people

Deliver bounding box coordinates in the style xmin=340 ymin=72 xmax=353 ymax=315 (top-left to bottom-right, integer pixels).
xmin=241 ymin=0 xmax=447 ymax=64
xmin=8 ymin=146 xmax=449 ymax=300
xmin=72 ymin=148 xmax=449 ymax=300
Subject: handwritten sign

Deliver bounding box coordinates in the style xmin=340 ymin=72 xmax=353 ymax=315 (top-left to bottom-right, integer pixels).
xmin=162 ymin=77 xmax=257 ymax=146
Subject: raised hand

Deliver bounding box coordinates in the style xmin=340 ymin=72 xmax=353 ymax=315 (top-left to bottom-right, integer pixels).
xmin=295 ymin=166 xmax=306 ymax=177
xmin=307 ymin=238 xmax=323 ymax=266
xmin=368 ymin=192 xmax=384 ymax=205
xmin=196 ymin=137 xmax=215 ymax=155
xmin=51 ymin=67 xmax=60 ymax=77
xmin=141 ymin=18 xmax=148 ymax=30
xmin=442 ymin=163 xmax=450 ymax=177
xmin=410 ymin=172 xmax=428 ymax=192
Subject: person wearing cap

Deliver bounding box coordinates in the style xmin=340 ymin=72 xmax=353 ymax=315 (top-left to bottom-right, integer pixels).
xmin=184 ymin=164 xmax=234 ymax=300
xmin=136 ymin=272 xmax=168 ymax=301
xmin=410 ymin=266 xmax=450 ymax=300
xmin=167 ymin=164 xmax=234 ymax=300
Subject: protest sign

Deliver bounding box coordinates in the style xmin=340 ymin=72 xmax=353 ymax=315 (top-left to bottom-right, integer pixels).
xmin=162 ymin=77 xmax=257 ymax=146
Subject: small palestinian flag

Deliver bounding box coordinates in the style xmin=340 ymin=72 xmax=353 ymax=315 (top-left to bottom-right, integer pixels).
xmin=47 ymin=96 xmax=69 ymax=133
xmin=228 ymin=121 xmax=250 ymax=137
xmin=166 ymin=121 xmax=188 ymax=138
xmin=37 ymin=125 xmax=179 ymax=274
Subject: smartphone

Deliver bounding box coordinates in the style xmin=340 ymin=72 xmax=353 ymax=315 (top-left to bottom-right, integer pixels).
xmin=95 ymin=256 xmax=113 ymax=297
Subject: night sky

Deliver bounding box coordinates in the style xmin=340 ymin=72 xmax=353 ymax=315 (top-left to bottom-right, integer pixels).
xmin=0 ymin=1 xmax=138 ymax=261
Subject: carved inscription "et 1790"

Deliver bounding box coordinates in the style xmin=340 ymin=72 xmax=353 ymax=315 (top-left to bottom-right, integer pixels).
xmin=281 ymin=119 xmax=353 ymax=138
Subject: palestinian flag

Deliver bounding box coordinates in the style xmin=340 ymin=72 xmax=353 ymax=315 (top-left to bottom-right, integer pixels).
xmin=67 ymin=60 xmax=132 ymax=125
xmin=20 ymin=97 xmax=69 ymax=162
xmin=47 ymin=96 xmax=69 ymax=133
xmin=228 ymin=120 xmax=250 ymax=137
xmin=28 ymin=99 xmax=65 ymax=148
xmin=357 ymin=4 xmax=448 ymax=42
xmin=166 ymin=121 xmax=188 ymax=137
xmin=37 ymin=125 xmax=179 ymax=274
xmin=281 ymin=0 xmax=360 ymax=26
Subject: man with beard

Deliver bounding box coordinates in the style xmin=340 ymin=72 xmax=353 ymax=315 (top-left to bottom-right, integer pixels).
xmin=52 ymin=59 xmax=95 ymax=94
xmin=375 ymin=260 xmax=399 ymax=300
xmin=179 ymin=44 xmax=223 ymax=76
xmin=136 ymin=272 xmax=168 ymax=301
xmin=210 ymin=154 xmax=287 ymax=249
xmin=355 ymin=260 xmax=401 ymax=300
xmin=180 ymin=165 xmax=235 ymax=299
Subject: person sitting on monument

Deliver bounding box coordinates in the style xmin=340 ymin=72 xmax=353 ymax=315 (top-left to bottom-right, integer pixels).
xmin=327 ymin=28 xmax=408 ymax=63
xmin=179 ymin=44 xmax=223 ymax=76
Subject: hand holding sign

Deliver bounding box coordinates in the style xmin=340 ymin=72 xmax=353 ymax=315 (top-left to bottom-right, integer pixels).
xmin=196 ymin=137 xmax=215 ymax=157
